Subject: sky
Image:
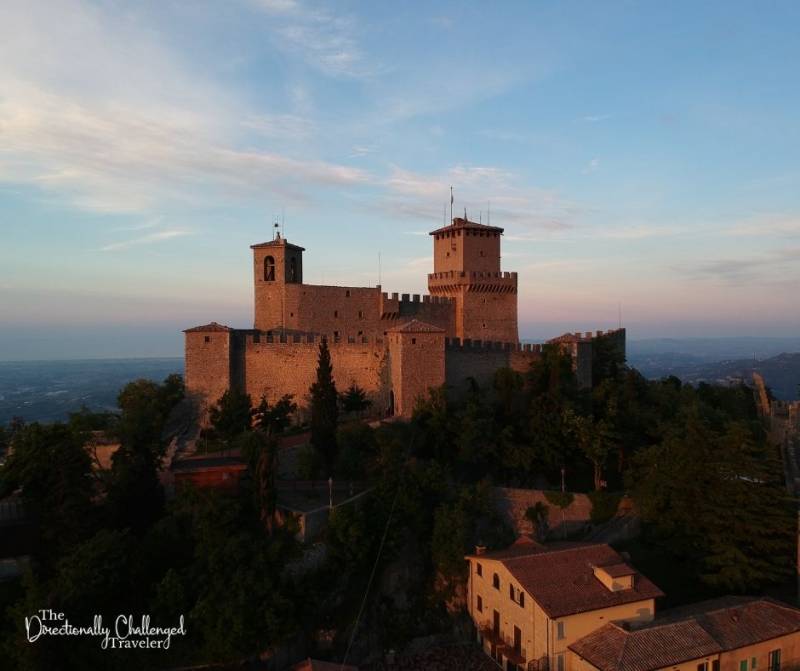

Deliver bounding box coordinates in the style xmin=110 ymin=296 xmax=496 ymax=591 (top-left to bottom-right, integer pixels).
xmin=1 ymin=0 xmax=800 ymax=360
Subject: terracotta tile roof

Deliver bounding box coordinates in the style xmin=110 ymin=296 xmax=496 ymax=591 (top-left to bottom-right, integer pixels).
xmin=388 ymin=319 xmax=445 ymax=334
xmin=183 ymin=321 xmax=232 ymax=333
xmin=291 ymin=659 xmax=358 ymax=671
xmin=569 ymin=597 xmax=800 ymax=671
xmin=250 ymin=238 xmax=306 ymax=251
xmin=429 ymin=217 xmax=504 ymax=236
xmin=468 ymin=541 xmax=663 ymax=618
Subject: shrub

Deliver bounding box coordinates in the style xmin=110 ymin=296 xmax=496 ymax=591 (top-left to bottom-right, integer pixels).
xmin=544 ymin=490 xmax=574 ymax=509
xmin=588 ymin=490 xmax=622 ymax=524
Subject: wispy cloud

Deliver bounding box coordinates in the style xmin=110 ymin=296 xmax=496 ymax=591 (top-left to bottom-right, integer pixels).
xmin=381 ymin=163 xmax=581 ymax=234
xmin=582 ymin=114 xmax=611 ymax=123
xmin=0 ymin=1 xmax=369 ymax=214
xmin=727 ymin=214 xmax=800 ymax=237
xmin=677 ymin=247 xmax=800 ymax=285
xmin=250 ymin=0 xmax=371 ymax=78
xmin=582 ymin=158 xmax=600 ymax=174
xmin=101 ymin=229 xmax=192 ymax=252
xmin=241 ymin=113 xmax=315 ymax=140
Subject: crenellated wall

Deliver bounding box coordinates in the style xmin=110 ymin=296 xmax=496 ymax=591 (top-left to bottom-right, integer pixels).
xmin=237 ymin=331 xmax=392 ymax=419
xmin=444 ymin=338 xmax=542 ymax=390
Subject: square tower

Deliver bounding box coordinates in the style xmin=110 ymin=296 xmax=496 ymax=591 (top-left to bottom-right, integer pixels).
xmin=427 ymin=218 xmax=518 ymax=343
xmin=251 ymin=236 xmax=305 ymax=331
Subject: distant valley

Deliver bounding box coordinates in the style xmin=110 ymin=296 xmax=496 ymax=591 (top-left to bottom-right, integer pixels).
xmin=628 ymin=338 xmax=800 ymax=400
xmin=1 ymin=336 xmax=798 ymax=425
xmin=0 ymin=358 xmax=183 ymax=424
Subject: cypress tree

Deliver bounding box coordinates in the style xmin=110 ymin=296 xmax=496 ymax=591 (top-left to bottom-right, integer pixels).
xmin=310 ymin=338 xmax=338 ymax=475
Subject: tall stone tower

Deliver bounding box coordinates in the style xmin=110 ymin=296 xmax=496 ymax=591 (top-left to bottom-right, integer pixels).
xmin=427 ymin=217 xmax=518 ymax=342
xmin=251 ymin=235 xmax=305 ymax=331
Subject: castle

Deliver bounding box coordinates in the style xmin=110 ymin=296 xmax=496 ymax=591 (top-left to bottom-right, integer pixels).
xmin=184 ymin=217 xmax=625 ymax=419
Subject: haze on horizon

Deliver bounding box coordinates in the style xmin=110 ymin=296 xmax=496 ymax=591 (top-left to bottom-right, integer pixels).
xmin=2 ymin=1 xmax=799 ymax=361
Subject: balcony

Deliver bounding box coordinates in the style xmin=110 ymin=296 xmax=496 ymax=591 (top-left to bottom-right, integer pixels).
xmin=477 ymin=623 xmax=527 ymax=666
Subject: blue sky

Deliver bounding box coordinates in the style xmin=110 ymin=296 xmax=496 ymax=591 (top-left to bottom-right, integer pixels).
xmin=2 ymin=0 xmax=800 ymax=359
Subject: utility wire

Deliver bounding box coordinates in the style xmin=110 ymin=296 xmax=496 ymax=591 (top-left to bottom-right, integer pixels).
xmin=340 ymin=429 xmax=416 ymax=669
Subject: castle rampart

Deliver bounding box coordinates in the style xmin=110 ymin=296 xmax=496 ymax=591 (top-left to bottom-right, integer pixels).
xmin=185 ymin=217 xmax=625 ymax=419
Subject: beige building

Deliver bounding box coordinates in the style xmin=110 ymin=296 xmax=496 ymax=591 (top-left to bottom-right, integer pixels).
xmin=465 ymin=537 xmax=663 ymax=671
xmin=569 ymin=596 xmax=800 ymax=671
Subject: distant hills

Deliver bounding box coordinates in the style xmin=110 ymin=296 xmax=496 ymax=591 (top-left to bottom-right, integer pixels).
xmin=1 ymin=337 xmax=798 ymax=424
xmin=629 ymin=339 xmax=800 ymax=401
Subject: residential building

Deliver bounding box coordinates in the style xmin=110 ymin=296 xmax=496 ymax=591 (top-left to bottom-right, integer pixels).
xmin=569 ymin=596 xmax=800 ymax=671
xmin=465 ymin=537 xmax=663 ymax=671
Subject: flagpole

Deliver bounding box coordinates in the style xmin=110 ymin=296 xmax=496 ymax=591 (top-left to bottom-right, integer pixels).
xmin=450 ymin=186 xmax=453 ymax=225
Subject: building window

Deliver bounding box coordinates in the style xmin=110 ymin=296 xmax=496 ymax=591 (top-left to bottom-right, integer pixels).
xmin=346 ymin=290 xmax=350 ymax=297
xmin=712 ymin=662 xmax=720 ymax=671
xmin=253 ymin=333 xmax=260 ymax=343
xmin=741 ymin=662 xmax=749 ymax=671
xmin=697 ymin=664 xmax=708 ymax=671
xmin=264 ymin=256 xmax=275 ymax=281
xmin=477 ymin=595 xmax=482 ymax=612
xmin=411 ymin=338 xmax=416 ymax=344
xmin=556 ymin=621 xmax=565 ymax=640
xmin=492 ymin=573 xmax=500 ymax=590
xmin=556 ymin=653 xmax=565 ymax=671
xmin=476 ymin=563 xmax=482 ymax=577
xmin=333 ymin=331 xmax=340 ymax=342
xmin=204 ymin=336 xmax=210 ymax=343
xmin=358 ymin=310 xmax=363 ymax=318
xmin=751 ymin=660 xmax=757 ymax=670
xmin=768 ymin=650 xmax=781 ymax=671
xmin=509 ymin=584 xmax=514 ymax=600
xmin=513 ymin=626 xmax=521 ymax=654
xmin=519 ymin=592 xmax=524 ymax=608
xmin=334 ymin=311 xmax=338 ymax=318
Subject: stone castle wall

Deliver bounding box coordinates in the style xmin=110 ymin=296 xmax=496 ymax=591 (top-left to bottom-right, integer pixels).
xmin=238 ymin=332 xmax=392 ymax=419
xmin=444 ymin=339 xmax=542 ymax=391
xmin=256 ymin=283 xmax=456 ymax=339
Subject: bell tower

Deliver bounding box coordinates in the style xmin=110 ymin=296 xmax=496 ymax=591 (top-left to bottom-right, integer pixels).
xmin=427 ymin=217 xmax=518 ymax=342
xmin=251 ymin=234 xmax=305 ymax=331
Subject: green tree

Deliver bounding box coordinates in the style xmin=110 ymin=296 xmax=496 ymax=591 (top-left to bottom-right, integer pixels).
xmin=525 ymin=502 xmax=550 ymax=541
xmin=107 ymin=375 xmax=184 ymax=533
xmin=339 ymin=382 xmax=372 ymax=416
xmin=209 ymin=388 xmax=253 ymax=442
xmin=629 ymin=413 xmax=795 ymax=592
xmin=249 ymin=395 xmax=296 ymax=534
xmin=310 ymin=338 xmax=338 ymax=475
xmin=0 ymin=423 xmax=95 ymax=562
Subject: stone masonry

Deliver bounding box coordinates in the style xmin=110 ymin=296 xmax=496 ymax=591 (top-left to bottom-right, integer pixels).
xmin=184 ymin=217 xmax=626 ymax=420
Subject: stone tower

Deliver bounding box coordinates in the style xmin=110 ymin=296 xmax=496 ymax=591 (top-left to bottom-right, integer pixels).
xmin=251 ymin=235 xmax=305 ymax=331
xmin=427 ymin=217 xmax=518 ymax=342
xmin=388 ymin=320 xmax=446 ymax=417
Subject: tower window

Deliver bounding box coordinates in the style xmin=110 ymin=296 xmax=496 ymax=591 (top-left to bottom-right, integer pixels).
xmin=334 ymin=310 xmax=338 ymax=318
xmin=412 ymin=338 xmax=416 ymax=344
xmin=264 ymin=256 xmax=275 ymax=281
xmin=358 ymin=310 xmax=363 ymax=318
xmin=289 ymin=257 xmax=297 ymax=282
xmin=204 ymin=336 xmax=210 ymax=343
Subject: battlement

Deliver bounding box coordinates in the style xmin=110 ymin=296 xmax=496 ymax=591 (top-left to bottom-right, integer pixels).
xmin=244 ymin=330 xmax=385 ymax=347
xmin=548 ymin=327 xmax=626 ymax=344
xmin=380 ymin=292 xmax=455 ymax=305
xmin=445 ymin=338 xmax=543 ymax=353
xmin=428 ymin=271 xmax=518 ymax=281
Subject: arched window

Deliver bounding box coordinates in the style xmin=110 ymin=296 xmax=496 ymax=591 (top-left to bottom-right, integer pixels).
xmin=289 ymin=257 xmax=297 ymax=282
xmin=264 ymin=256 xmax=275 ymax=281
